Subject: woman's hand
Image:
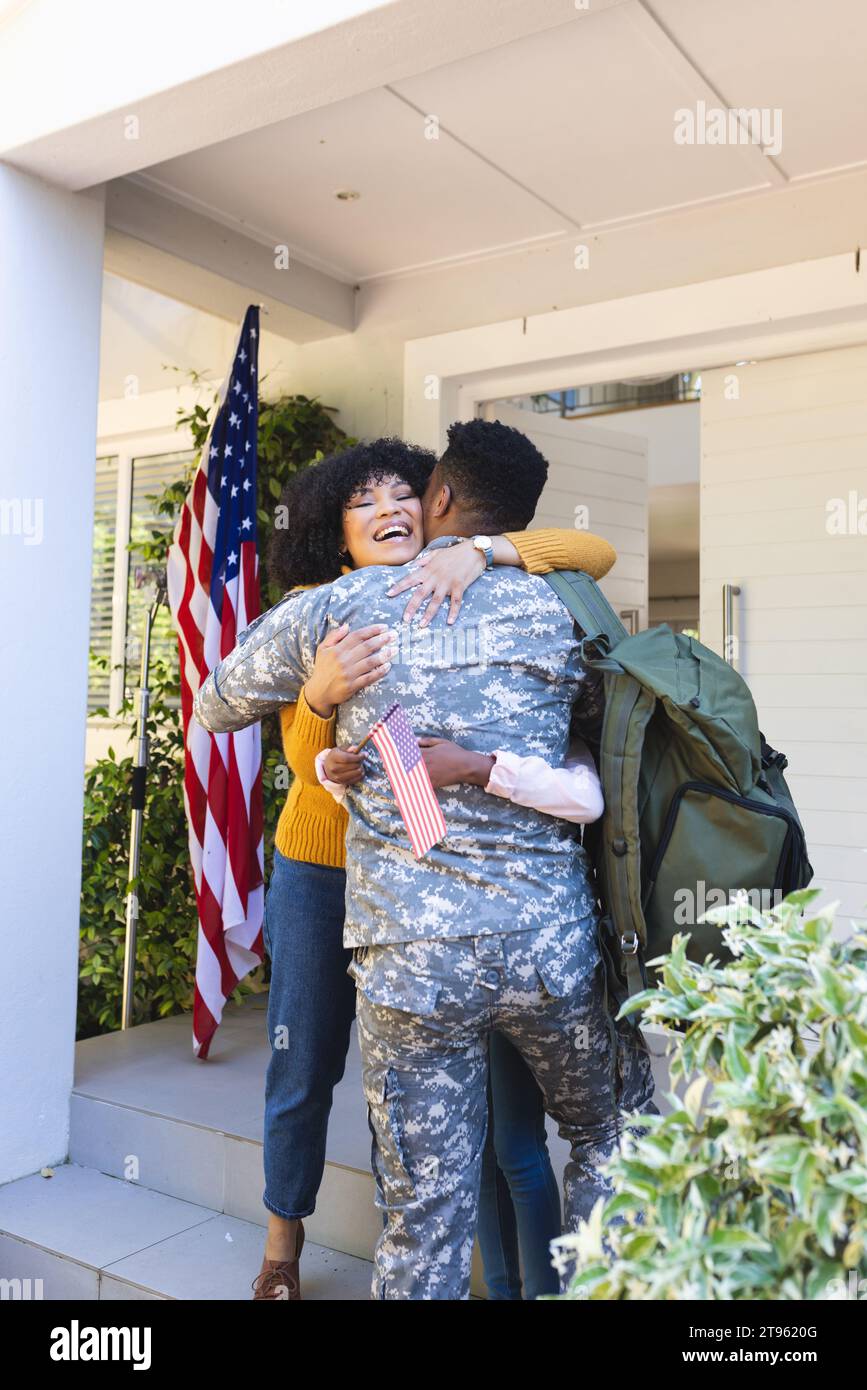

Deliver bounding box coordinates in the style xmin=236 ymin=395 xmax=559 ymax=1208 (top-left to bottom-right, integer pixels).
xmin=418 ymin=736 xmax=495 ymax=790
xmin=321 ymin=745 xmax=366 ymax=787
xmin=304 ymin=623 xmax=396 ymax=717
xmin=386 ymin=540 xmax=486 ymax=627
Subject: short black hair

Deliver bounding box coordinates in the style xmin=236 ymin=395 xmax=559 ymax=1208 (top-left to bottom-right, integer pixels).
xmin=267 ymin=437 xmax=436 ymax=590
xmin=438 ymin=418 xmax=548 ymax=530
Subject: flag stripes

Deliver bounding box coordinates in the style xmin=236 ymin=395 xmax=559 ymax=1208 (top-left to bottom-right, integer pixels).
xmin=167 ymin=305 xmax=264 ymax=1059
xmin=369 ymin=702 xmax=446 ymax=858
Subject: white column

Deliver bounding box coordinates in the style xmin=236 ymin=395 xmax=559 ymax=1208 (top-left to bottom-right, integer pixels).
xmin=0 ymin=165 xmax=105 ymax=1182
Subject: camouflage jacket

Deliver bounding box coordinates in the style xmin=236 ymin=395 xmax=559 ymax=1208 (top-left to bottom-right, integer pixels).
xmin=195 ymin=538 xmax=598 ymax=946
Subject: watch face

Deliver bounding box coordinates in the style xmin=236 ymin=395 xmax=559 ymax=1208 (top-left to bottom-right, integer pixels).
xmin=475 ymin=535 xmax=492 ymax=549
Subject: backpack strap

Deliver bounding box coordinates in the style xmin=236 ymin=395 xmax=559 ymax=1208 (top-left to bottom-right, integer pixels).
xmin=600 ymin=674 xmax=656 ymax=999
xmin=542 ymin=570 xmax=629 ymax=656
xmin=545 ymin=571 xmax=648 ymax=997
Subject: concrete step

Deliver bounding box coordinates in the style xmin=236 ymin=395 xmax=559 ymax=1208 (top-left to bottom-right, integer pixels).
xmin=0 ymin=1163 xmax=373 ymax=1300
xmin=68 ymin=996 xmax=384 ymax=1264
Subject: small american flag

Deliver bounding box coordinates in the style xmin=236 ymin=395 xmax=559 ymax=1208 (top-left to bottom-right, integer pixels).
xmin=369 ymin=702 xmax=446 ymax=858
xmin=166 ymin=305 xmax=264 ymax=1059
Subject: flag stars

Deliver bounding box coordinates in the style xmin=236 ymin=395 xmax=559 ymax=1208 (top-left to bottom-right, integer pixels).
xmin=233 ymin=379 xmax=242 ymax=394
xmin=224 ymin=444 xmax=233 ymax=458
xmin=241 ymin=517 xmax=252 ymax=530
xmin=243 ymin=478 xmax=251 ymax=491
xmin=229 ymin=411 xmax=240 ymax=428
xmin=227 ymin=550 xmax=238 ymax=568
xmin=210 ymin=445 xmax=218 ymax=460
xmin=231 ymin=484 xmax=239 ymax=498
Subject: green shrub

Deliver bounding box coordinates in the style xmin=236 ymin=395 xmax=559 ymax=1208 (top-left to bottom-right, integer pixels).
xmin=553 ymin=890 xmax=867 ymax=1301
xmin=78 ymin=392 xmax=353 ymax=1039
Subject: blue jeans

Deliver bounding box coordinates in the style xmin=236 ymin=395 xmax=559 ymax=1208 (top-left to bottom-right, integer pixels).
xmin=262 ymin=850 xmax=355 ymax=1219
xmin=477 ymin=1030 xmax=562 ymax=1299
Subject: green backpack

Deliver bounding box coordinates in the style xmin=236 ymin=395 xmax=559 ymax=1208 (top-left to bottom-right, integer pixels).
xmin=544 ymin=570 xmax=813 ymax=1003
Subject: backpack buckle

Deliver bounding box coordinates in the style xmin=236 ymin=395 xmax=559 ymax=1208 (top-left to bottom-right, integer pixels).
xmin=620 ymin=931 xmax=639 ymax=956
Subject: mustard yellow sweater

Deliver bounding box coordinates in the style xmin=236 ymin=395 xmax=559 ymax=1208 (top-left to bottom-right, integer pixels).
xmin=274 ymin=527 xmax=616 ymax=869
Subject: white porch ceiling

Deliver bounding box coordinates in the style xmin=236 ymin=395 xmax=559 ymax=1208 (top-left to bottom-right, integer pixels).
xmin=129 ymin=0 xmax=867 ymax=285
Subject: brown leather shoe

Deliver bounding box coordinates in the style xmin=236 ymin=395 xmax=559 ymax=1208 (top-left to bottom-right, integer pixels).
xmin=252 ymin=1221 xmax=305 ymax=1300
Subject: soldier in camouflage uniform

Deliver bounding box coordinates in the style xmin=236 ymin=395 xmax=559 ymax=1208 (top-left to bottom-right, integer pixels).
xmin=195 ymin=429 xmax=656 ymax=1300
xmin=196 ymin=552 xmax=656 ymax=1297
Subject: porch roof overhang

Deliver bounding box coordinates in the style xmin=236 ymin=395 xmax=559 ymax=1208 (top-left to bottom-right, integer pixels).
xmin=0 ymin=0 xmax=594 ymax=188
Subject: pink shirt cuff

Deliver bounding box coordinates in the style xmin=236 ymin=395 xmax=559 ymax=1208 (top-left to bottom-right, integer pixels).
xmin=315 ymin=748 xmax=348 ymax=804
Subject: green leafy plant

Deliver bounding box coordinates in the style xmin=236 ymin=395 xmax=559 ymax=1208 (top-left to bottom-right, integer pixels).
xmin=78 ymin=391 xmax=353 ymax=1039
xmin=553 ymin=890 xmax=867 ymax=1300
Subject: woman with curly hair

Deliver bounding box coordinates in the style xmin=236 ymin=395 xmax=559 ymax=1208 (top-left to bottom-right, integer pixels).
xmin=252 ymin=433 xmax=615 ymax=1301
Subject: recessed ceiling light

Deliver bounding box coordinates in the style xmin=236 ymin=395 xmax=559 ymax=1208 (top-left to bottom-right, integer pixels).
xmin=334 ymin=189 xmax=361 ymax=201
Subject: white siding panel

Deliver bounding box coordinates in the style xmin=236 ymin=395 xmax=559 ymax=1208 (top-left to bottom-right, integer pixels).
xmin=800 ymin=810 xmax=867 ymax=849
xmin=701 ymin=540 xmax=866 ymax=578
xmin=701 ymin=347 xmax=867 ymax=926
xmin=741 ymin=675 xmax=864 ymax=708
xmin=808 ymin=846 xmax=867 ymax=885
xmin=703 ymin=504 xmax=864 ymax=545
xmin=785 ymin=775 xmax=867 ymax=814
xmin=698 ymin=440 xmax=867 ymax=484
xmin=758 ymin=710 xmax=867 ymax=743
xmin=775 ymin=742 xmax=867 ymax=778
xmin=712 ymin=607 xmax=867 ymax=642
xmin=485 ymin=404 xmax=649 ymax=628
xmin=718 ymin=641 xmax=867 ymax=676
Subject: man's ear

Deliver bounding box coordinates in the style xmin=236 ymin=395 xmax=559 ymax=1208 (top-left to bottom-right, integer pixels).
xmin=431 ymin=482 xmax=452 ymax=519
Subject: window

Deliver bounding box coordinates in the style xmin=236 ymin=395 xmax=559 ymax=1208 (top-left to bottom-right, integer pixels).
xmin=86 ymin=446 xmax=197 ymax=717
xmin=124 ymin=451 xmax=195 ymax=703
xmin=87 ymin=456 xmax=120 ymax=714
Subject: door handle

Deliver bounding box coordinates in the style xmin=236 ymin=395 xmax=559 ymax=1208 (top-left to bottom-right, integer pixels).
xmin=722 ymin=584 xmax=741 ymax=666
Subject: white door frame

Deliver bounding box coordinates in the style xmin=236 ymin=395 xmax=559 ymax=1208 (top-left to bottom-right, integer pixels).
xmin=403 ymin=252 xmax=867 ymax=450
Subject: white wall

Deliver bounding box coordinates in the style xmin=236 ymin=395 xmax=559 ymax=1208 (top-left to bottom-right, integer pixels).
xmin=701 ymin=348 xmax=867 ymax=923
xmin=97 ymin=273 xmax=402 ymax=442
xmin=0 ymin=167 xmax=106 ymax=1182
xmin=99 ymin=274 xmax=238 ymax=401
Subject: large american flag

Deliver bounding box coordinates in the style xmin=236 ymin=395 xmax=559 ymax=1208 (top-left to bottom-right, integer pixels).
xmin=167 ymin=305 xmax=264 ymax=1059
xmin=369 ymin=702 xmax=446 ymax=858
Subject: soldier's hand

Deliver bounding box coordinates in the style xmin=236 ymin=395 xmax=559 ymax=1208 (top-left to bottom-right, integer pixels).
xmin=419 ymin=737 xmax=495 ymax=789
xmin=304 ymin=624 xmax=396 ymax=716
xmin=321 ymin=745 xmax=366 ymax=786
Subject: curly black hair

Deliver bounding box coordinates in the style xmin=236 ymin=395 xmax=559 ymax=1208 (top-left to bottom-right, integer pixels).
xmin=267 ymin=437 xmax=436 ymax=590
xmin=438 ymin=417 xmax=548 ymax=531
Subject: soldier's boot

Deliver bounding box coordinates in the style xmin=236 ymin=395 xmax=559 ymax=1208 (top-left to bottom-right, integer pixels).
xmin=252 ymin=1220 xmax=305 ymax=1300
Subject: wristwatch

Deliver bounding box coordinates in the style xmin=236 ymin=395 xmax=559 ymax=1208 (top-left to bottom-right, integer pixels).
xmin=472 ymin=534 xmax=494 ymax=569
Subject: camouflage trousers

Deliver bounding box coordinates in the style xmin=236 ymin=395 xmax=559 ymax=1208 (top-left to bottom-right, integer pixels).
xmin=349 ymin=917 xmax=657 ymax=1301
